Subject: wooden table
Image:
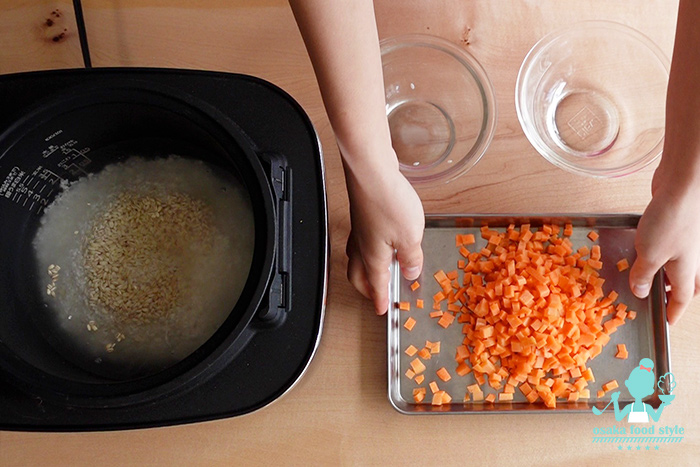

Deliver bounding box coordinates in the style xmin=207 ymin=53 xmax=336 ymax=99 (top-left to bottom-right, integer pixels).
xmin=1 ymin=1 xmax=698 ymax=464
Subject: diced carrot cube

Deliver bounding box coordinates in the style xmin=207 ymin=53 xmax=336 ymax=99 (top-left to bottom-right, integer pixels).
xmin=436 ymin=367 xmax=451 ymax=382
xmin=410 ymin=358 xmax=426 ymax=374
xmin=413 ymin=387 xmax=426 ymax=403
xmin=615 ymin=344 xmax=628 ymax=360
xmin=602 ymin=380 xmax=619 ymax=392
xmin=616 ymin=258 xmax=630 ymax=272
xmin=403 ymin=316 xmax=416 ymax=331
xmin=462 ymin=234 xmax=476 ymax=245
xmin=418 ymin=347 xmax=431 ymax=360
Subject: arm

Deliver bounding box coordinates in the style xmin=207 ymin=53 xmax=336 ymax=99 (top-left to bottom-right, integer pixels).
xmin=629 ymin=0 xmax=700 ymax=324
xmin=289 ymin=0 xmax=424 ymax=315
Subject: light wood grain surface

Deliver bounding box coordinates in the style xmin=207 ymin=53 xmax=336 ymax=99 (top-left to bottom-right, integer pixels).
xmin=1 ymin=1 xmax=698 ymax=465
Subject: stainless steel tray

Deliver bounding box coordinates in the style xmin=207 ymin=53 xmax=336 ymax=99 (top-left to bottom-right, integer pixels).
xmin=388 ymin=214 xmax=670 ymax=414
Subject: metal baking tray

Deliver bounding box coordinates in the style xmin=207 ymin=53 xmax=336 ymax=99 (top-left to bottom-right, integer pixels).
xmin=388 ymin=214 xmax=670 ymax=414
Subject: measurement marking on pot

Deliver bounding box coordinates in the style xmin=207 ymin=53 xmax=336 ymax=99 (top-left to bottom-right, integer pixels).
xmin=42 ymin=144 xmax=59 ymax=158
xmin=58 ymin=147 xmax=92 ymax=177
xmin=1 ymin=166 xmax=64 ymax=213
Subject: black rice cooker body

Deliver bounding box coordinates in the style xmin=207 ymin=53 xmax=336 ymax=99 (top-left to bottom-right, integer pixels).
xmin=0 ymin=69 xmax=326 ymax=430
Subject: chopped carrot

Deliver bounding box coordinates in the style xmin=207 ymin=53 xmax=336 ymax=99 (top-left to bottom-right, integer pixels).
xmin=499 ymin=393 xmax=514 ymax=402
xmin=616 ymin=258 xmax=630 ymax=272
xmin=627 ymin=310 xmax=637 ymax=320
xmin=441 ymin=391 xmax=452 ymax=404
xmin=410 ymin=358 xmax=426 ymax=374
xmin=462 ymin=234 xmax=476 ymax=245
xmin=432 ymin=390 xmax=450 ymax=406
xmin=429 ymin=380 xmax=440 ymax=394
xmin=404 ymin=344 xmax=418 ymax=357
xmin=436 ymin=367 xmax=452 ymax=382
xmin=485 ymin=393 xmax=496 ymax=403
xmin=429 ymin=310 xmax=443 ymax=318
xmin=405 ymin=369 xmax=415 ymax=380
xmin=455 ymin=362 xmax=472 ymax=376
xmin=403 ymin=316 xmax=416 ymax=331
xmin=563 ymin=224 xmax=574 ymax=236
xmin=418 ymin=347 xmax=431 ymax=360
xmin=416 ymin=299 xmax=424 ymax=309
xmin=422 ymin=223 xmax=633 ymax=408
xmin=413 ymin=387 xmax=426 ymax=403
xmin=437 ymin=313 xmax=455 ymax=328
xmin=428 ymin=341 xmax=441 ymax=354
xmin=615 ymin=344 xmax=628 ymax=360
xmin=587 ymin=230 xmax=599 ymax=242
xmin=398 ymin=301 xmax=410 ymax=311
xmin=410 ymin=281 xmax=420 ymax=291
xmin=596 ymin=390 xmax=605 ymax=398
xmin=602 ymin=380 xmax=619 ymax=392
xmin=414 ymin=374 xmax=425 ymax=385
xmin=433 ymin=270 xmax=448 ymax=284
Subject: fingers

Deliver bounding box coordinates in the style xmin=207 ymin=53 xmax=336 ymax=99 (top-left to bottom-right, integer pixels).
xmin=396 ymin=236 xmax=424 ymax=282
xmin=362 ymin=243 xmax=393 ymax=316
xmin=629 ymin=250 xmax=666 ymax=300
xmin=346 ymin=232 xmax=392 ymax=315
xmin=663 ymin=259 xmax=697 ymax=325
xmin=346 ymin=235 xmax=371 ymax=300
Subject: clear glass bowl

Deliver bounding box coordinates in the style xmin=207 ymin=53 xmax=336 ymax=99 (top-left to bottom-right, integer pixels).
xmin=381 ymin=34 xmax=497 ymax=185
xmin=516 ymin=21 xmax=670 ymax=178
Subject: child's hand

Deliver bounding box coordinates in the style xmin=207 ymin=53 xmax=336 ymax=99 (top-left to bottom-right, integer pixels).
xmin=629 ymin=164 xmax=700 ymax=324
xmin=344 ymin=161 xmax=424 ymax=315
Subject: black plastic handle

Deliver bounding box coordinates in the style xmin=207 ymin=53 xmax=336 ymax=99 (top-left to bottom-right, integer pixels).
xmin=256 ymin=152 xmax=292 ymax=326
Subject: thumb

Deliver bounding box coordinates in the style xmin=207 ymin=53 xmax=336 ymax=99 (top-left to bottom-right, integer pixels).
xmin=396 ymin=241 xmax=424 ymax=282
xmin=629 ymin=254 xmax=664 ymax=299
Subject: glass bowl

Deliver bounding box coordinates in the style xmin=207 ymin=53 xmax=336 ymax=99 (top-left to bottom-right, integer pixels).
xmin=380 ymin=34 xmax=497 ymax=185
xmin=516 ymin=21 xmax=670 ymax=178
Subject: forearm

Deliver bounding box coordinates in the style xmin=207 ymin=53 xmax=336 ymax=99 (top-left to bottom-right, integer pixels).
xmin=659 ymin=0 xmax=700 ymax=190
xmin=289 ymin=0 xmax=396 ymax=176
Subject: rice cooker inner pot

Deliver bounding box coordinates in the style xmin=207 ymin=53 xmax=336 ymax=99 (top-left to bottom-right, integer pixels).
xmin=0 ymin=84 xmax=277 ymax=405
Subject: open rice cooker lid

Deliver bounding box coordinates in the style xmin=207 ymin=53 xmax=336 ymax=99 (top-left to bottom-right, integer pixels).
xmin=0 ymin=68 xmax=327 ymax=431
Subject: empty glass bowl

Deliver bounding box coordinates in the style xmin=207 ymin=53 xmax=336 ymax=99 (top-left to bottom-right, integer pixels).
xmin=516 ymin=21 xmax=670 ymax=178
xmin=381 ymin=34 xmax=497 ymax=185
